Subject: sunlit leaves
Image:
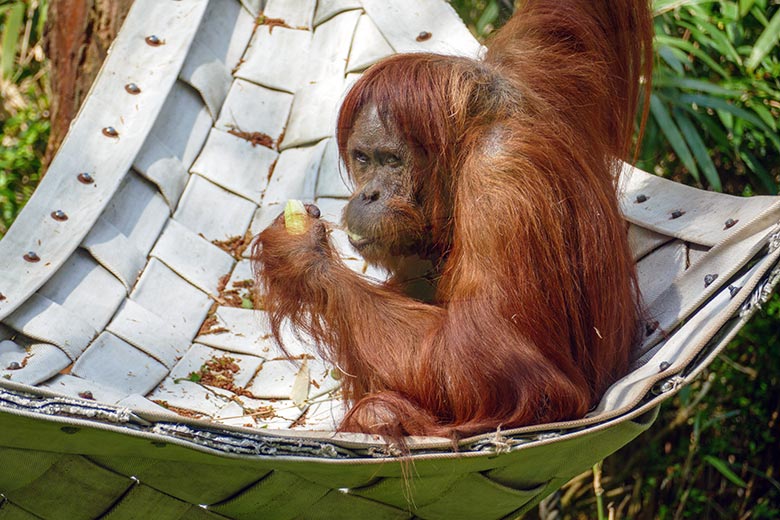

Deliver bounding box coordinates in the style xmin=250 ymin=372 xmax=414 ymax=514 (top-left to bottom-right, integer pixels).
xmin=642 ymin=0 xmax=780 ymax=193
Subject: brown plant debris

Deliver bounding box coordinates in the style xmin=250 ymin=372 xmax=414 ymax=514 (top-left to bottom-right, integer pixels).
xmin=212 ymin=228 xmax=254 ymax=260
xmin=231 ymin=56 xmax=246 ymax=75
xmin=198 ymin=312 xmax=229 ymax=336
xmin=256 ymin=14 xmax=291 ymax=33
xmin=228 ymin=128 xmax=275 ymax=149
xmin=153 ymin=400 xmax=205 ymax=419
xmin=267 ymin=157 xmax=278 ymax=183
xmin=181 ymin=355 xmax=257 ymax=398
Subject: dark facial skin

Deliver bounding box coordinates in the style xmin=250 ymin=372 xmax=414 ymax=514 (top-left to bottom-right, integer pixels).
xmin=343 ymin=105 xmax=425 ymax=264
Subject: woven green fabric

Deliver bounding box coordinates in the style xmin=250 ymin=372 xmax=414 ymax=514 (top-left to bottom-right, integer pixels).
xmin=0 ymin=406 xmax=656 ymax=519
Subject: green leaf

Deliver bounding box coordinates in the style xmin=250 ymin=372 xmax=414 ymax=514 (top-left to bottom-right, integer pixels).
xmin=657 ymin=44 xmax=686 ymax=75
xmin=748 ymin=100 xmax=778 ymax=131
xmin=740 ymin=150 xmax=777 ymax=194
xmin=679 ymin=18 xmax=742 ymax=65
xmin=475 ymin=0 xmax=499 ymax=37
xmin=654 ymin=75 xmax=742 ymax=97
xmin=750 ymin=4 xmax=770 ymax=26
xmin=739 ymin=0 xmax=755 ymax=17
xmin=653 ymin=0 xmax=715 ymax=16
xmin=655 ymin=35 xmax=731 ymax=78
xmin=650 ymin=94 xmax=700 ymax=181
xmin=676 ymin=93 xmax=780 ymax=151
xmin=703 ymin=455 xmax=748 ymax=488
xmin=1 ymin=2 xmax=23 ymax=79
xmin=746 ymin=8 xmax=780 ymax=71
xmin=241 ymin=297 xmax=254 ymax=309
xmin=673 ymin=109 xmax=722 ymax=190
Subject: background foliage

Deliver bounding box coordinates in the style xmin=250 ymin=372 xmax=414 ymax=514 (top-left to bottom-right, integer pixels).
xmin=0 ymin=0 xmax=49 ymax=237
xmin=1 ymin=0 xmax=779 ymax=517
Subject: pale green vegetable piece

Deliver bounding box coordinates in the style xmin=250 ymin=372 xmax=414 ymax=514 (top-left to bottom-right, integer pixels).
xmin=284 ymin=199 xmax=308 ymax=235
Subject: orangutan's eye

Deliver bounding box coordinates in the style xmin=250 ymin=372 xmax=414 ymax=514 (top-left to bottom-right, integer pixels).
xmin=353 ymin=151 xmax=369 ymax=165
xmin=384 ymin=154 xmax=402 ymax=167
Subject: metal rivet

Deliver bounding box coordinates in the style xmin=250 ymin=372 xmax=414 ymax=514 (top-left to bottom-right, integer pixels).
xmin=729 ymin=285 xmax=741 ymax=298
xmin=416 ymin=31 xmax=432 ymax=42
xmin=6 ymin=362 xmax=21 ymax=370
xmin=125 ymin=82 xmax=141 ymax=94
xmin=51 ymin=210 xmax=68 ymax=221
xmin=102 ymin=126 xmax=119 ymax=138
xmin=645 ymin=321 xmax=659 ymax=336
xmin=77 ymin=172 xmax=94 ymax=184
xmin=724 ymin=218 xmax=738 ymax=230
xmin=635 ymin=194 xmax=648 ymax=203
xmin=659 ymin=380 xmax=675 ymax=393
xmin=78 ymin=390 xmax=95 ymax=400
xmin=670 ymin=210 xmax=685 ymax=219
xmin=23 ymin=252 xmax=40 ymax=263
xmin=61 ymin=426 xmax=80 ymax=434
xmin=704 ymin=273 xmax=718 ymax=288
xmin=145 ymin=35 xmax=164 ymax=46
xmin=659 ymin=361 xmax=670 ymax=372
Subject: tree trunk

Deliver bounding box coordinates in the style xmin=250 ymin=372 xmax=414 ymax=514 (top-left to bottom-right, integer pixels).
xmin=43 ymin=0 xmax=134 ymax=168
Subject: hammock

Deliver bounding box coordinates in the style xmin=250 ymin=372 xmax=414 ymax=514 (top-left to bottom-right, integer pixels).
xmin=1 ymin=1 xmax=778 ymax=518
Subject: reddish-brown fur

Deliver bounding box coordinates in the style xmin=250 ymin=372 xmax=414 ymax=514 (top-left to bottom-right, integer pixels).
xmin=253 ymin=0 xmax=653 ymax=439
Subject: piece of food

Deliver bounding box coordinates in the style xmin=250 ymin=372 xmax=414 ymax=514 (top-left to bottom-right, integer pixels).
xmin=284 ymin=199 xmax=308 ymax=235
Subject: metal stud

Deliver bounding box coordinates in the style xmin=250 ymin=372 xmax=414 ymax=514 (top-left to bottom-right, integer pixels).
xmin=23 ymin=252 xmax=40 ymax=263
xmin=416 ymin=31 xmax=432 ymax=42
xmin=635 ymin=194 xmax=648 ymax=203
xmin=659 ymin=380 xmax=675 ymax=393
xmin=145 ymin=35 xmax=164 ymax=46
xmin=51 ymin=210 xmax=68 ymax=221
xmin=728 ymin=285 xmax=740 ymax=298
xmin=6 ymin=362 xmax=21 ymax=370
xmin=724 ymin=218 xmax=738 ymax=230
xmin=704 ymin=273 xmax=718 ymax=287
xmin=670 ymin=209 xmax=685 ymax=219
xmin=102 ymin=126 xmax=119 ymax=138
xmin=125 ymin=83 xmax=141 ymax=95
xmin=659 ymin=361 xmax=670 ymax=372
xmin=77 ymin=172 xmax=94 ymax=184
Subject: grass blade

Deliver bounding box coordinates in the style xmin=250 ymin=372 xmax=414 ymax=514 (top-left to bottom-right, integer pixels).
xmin=673 ymin=109 xmax=722 ymax=190
xmin=703 ymin=455 xmax=748 ymax=488
xmin=653 ymin=0 xmax=715 ymax=16
xmin=657 ymin=44 xmax=686 ymax=75
xmin=1 ymin=2 xmax=24 ymax=79
xmin=650 ymin=94 xmax=700 ymax=181
xmin=748 ymin=100 xmax=778 ymax=131
xmin=739 ymin=0 xmax=755 ymax=18
xmin=654 ymin=75 xmax=743 ymax=97
xmin=746 ymin=8 xmax=780 ymax=71
xmin=655 ymin=35 xmax=731 ymax=78
xmin=740 ymin=150 xmax=777 ymax=194
xmin=677 ymin=93 xmax=780 ymax=151
xmin=679 ymin=18 xmax=742 ymax=65
xmin=475 ymin=0 xmax=499 ymax=36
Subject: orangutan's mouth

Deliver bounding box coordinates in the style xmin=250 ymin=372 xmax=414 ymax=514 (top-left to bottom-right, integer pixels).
xmin=347 ymin=230 xmax=375 ymax=250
